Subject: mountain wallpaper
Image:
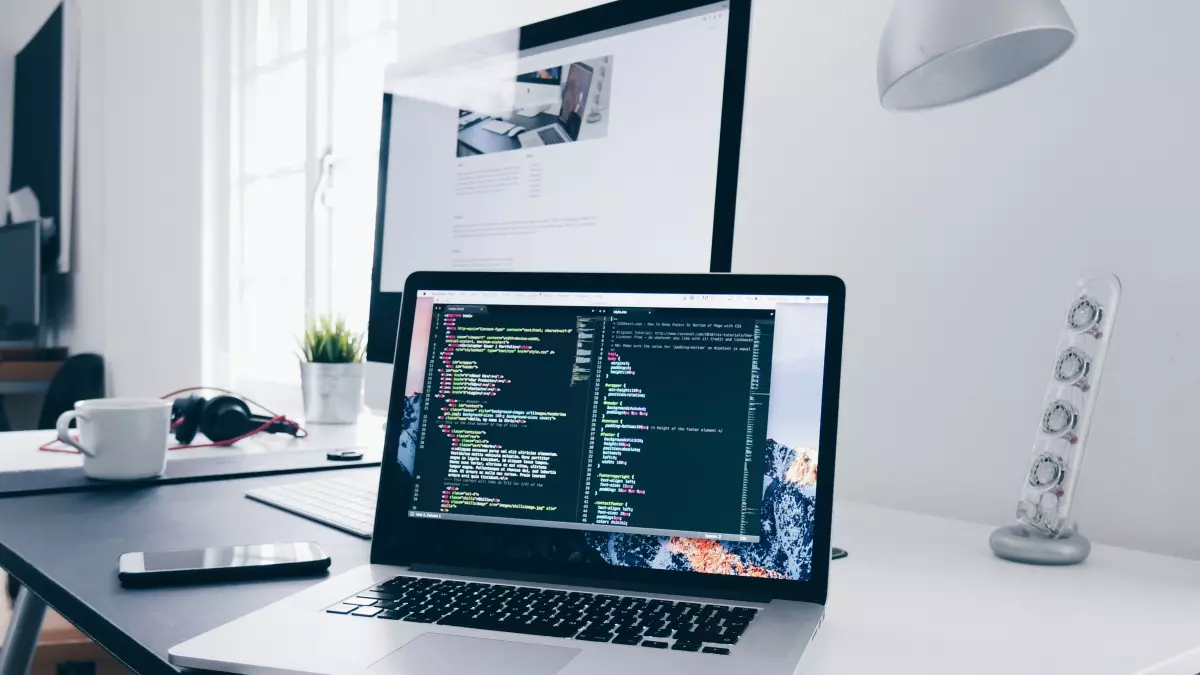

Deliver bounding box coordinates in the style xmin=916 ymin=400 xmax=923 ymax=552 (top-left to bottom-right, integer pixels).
xmin=396 ymin=393 xmax=422 ymax=472
xmin=584 ymin=438 xmax=817 ymax=580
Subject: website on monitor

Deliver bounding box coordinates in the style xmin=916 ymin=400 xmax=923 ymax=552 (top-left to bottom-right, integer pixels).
xmin=380 ymin=3 xmax=733 ymax=292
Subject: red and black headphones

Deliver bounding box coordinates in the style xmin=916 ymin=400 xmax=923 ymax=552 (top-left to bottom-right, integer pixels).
xmin=170 ymin=394 xmax=303 ymax=445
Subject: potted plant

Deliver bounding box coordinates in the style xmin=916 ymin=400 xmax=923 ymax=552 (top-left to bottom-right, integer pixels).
xmin=298 ymin=315 xmax=366 ymax=424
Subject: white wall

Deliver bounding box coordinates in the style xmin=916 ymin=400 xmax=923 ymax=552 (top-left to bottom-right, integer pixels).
xmin=733 ymin=0 xmax=1200 ymax=558
xmin=1 ymin=0 xmax=208 ymax=397
xmin=84 ymin=0 xmax=207 ymax=396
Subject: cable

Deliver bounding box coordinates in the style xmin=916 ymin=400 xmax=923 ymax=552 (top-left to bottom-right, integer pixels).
xmin=172 ymin=414 xmax=296 ymax=450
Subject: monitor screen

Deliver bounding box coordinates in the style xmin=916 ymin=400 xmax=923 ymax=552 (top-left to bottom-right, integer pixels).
xmin=377 ymin=1 xmax=735 ymax=295
xmin=396 ymin=288 xmax=828 ymax=581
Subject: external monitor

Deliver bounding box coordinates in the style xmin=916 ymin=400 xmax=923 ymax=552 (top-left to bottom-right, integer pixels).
xmin=366 ymin=0 xmax=752 ymax=412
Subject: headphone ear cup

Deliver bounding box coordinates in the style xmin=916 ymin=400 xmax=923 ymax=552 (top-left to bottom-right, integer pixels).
xmin=172 ymin=396 xmax=207 ymax=445
xmin=200 ymin=395 xmax=254 ymax=442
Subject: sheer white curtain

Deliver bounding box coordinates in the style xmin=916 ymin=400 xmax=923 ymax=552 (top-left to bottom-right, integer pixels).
xmin=228 ymin=0 xmax=399 ymax=390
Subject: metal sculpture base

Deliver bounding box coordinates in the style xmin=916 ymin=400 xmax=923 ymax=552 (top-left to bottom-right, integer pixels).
xmin=990 ymin=522 xmax=1090 ymax=565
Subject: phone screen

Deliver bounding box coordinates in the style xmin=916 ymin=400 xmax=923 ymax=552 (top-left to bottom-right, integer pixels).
xmin=137 ymin=542 xmax=326 ymax=572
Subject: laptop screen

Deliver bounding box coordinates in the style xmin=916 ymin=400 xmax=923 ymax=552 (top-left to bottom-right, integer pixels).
xmin=397 ymin=289 xmax=828 ymax=582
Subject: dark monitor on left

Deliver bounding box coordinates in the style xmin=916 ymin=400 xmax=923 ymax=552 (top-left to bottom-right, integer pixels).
xmin=0 ymin=222 xmax=42 ymax=343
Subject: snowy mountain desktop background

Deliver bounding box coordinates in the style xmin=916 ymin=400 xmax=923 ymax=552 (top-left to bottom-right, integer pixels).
xmin=395 ymin=297 xmax=829 ymax=582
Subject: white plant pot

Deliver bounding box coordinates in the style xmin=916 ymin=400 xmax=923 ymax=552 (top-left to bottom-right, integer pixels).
xmin=300 ymin=361 xmax=364 ymax=424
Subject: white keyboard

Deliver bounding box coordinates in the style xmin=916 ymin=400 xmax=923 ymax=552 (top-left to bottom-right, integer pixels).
xmin=246 ymin=470 xmax=379 ymax=538
xmin=481 ymin=119 xmax=517 ymax=135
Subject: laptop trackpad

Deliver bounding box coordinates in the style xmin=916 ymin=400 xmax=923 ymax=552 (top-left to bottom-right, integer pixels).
xmin=368 ymin=633 xmax=580 ymax=675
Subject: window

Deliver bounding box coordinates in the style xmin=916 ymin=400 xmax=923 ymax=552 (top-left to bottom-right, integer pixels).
xmin=225 ymin=0 xmax=601 ymax=393
xmin=228 ymin=0 xmax=400 ymax=390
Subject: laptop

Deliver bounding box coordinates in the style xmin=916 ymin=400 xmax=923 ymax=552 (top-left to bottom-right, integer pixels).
xmin=169 ymin=271 xmax=846 ymax=675
xmin=518 ymin=63 xmax=595 ymax=148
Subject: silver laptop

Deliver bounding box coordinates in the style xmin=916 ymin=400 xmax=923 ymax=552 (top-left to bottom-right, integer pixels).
xmin=517 ymin=63 xmax=594 ymax=148
xmin=169 ymin=271 xmax=846 ymax=675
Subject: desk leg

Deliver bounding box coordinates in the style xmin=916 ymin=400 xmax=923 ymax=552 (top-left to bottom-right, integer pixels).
xmin=0 ymin=586 xmax=47 ymax=675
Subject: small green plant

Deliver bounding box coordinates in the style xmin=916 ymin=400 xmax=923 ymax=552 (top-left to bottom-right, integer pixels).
xmin=299 ymin=315 xmax=365 ymax=364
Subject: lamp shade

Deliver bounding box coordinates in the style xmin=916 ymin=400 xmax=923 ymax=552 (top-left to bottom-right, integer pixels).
xmin=878 ymin=0 xmax=1076 ymax=111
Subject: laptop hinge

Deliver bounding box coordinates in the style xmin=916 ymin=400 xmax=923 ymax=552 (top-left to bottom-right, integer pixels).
xmin=407 ymin=563 xmax=774 ymax=604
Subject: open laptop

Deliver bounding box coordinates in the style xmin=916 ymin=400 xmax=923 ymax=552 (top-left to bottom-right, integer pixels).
xmin=518 ymin=63 xmax=595 ymax=148
xmin=169 ymin=271 xmax=846 ymax=675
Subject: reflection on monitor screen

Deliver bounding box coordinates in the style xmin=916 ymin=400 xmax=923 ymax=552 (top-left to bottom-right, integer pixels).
xmin=517 ymin=66 xmax=562 ymax=85
xmin=367 ymin=2 xmax=742 ymax=413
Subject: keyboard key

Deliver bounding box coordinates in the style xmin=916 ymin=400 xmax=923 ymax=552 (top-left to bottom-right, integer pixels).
xmin=643 ymin=627 xmax=672 ymax=638
xmin=352 ymin=607 xmax=383 ymax=617
xmin=403 ymin=613 xmax=439 ymax=623
xmin=437 ymin=613 xmax=580 ymax=639
xmin=325 ymin=604 xmax=357 ymax=614
xmin=575 ymin=633 xmax=613 ymax=643
xmin=343 ymin=597 xmax=376 ymax=606
xmin=702 ymin=647 xmax=730 ymax=655
xmin=700 ymin=605 xmax=723 ymax=619
xmin=642 ymin=640 xmax=669 ymax=649
xmin=358 ymin=591 xmax=400 ymax=601
xmin=611 ymin=634 xmax=643 ymax=646
xmin=672 ymin=641 xmax=701 ymax=652
xmin=377 ymin=610 xmax=406 ymax=620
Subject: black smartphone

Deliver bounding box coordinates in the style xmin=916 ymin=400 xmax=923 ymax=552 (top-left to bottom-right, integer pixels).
xmin=118 ymin=542 xmax=331 ymax=588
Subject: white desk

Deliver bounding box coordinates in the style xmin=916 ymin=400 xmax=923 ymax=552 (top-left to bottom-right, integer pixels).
xmin=808 ymin=503 xmax=1200 ymax=674
xmin=0 ymin=414 xmax=387 ymax=474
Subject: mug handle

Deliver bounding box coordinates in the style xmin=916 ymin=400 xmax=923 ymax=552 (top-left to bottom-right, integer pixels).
xmin=56 ymin=410 xmax=96 ymax=457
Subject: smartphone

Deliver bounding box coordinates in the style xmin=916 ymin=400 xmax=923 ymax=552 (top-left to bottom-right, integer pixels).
xmin=118 ymin=542 xmax=331 ymax=588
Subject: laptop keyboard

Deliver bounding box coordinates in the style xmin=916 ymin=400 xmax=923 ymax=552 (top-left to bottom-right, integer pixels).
xmin=539 ymin=128 xmax=567 ymax=144
xmin=326 ymin=575 xmax=756 ymax=655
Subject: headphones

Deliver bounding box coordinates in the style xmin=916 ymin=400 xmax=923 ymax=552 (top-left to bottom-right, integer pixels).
xmin=170 ymin=395 xmax=301 ymax=445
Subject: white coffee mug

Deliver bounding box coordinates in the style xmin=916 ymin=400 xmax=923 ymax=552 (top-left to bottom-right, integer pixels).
xmin=56 ymin=398 xmax=173 ymax=480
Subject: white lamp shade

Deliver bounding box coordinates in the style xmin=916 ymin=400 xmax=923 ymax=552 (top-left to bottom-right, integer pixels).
xmin=878 ymin=0 xmax=1076 ymax=111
